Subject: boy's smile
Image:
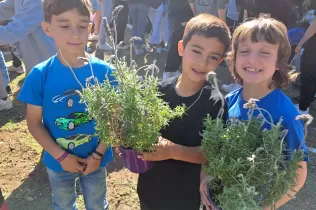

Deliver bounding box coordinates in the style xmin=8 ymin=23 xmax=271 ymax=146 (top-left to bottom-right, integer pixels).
xmin=178 ymin=35 xmax=225 ymax=83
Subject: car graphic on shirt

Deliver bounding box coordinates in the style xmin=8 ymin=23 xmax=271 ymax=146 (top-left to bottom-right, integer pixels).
xmin=52 ymin=89 xmax=81 ymax=108
xmin=55 ymin=112 xmax=93 ymax=131
xmin=56 ymin=134 xmax=92 ymax=150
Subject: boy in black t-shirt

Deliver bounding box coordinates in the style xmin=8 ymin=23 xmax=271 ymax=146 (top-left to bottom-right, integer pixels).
xmin=137 ymin=14 xmax=231 ymax=210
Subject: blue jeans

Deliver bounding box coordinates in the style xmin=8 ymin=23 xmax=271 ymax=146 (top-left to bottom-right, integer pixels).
xmin=46 ymin=167 xmax=108 ymax=210
xmin=148 ymin=3 xmax=169 ymax=45
xmin=128 ymin=3 xmax=149 ymax=46
xmin=98 ymin=0 xmax=113 ymax=45
xmin=0 ymin=50 xmax=9 ymax=87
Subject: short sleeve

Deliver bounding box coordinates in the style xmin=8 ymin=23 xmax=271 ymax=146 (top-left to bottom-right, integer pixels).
xmin=17 ymin=67 xmax=45 ymax=106
xmin=284 ymin=118 xmax=310 ymax=162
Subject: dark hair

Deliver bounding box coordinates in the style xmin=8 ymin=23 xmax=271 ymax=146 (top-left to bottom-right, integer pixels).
xmin=43 ymin=0 xmax=92 ymax=22
xmin=227 ymin=18 xmax=298 ymax=89
xmin=182 ymin=14 xmax=231 ymax=55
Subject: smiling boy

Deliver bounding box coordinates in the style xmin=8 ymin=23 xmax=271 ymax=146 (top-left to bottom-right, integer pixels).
xmin=17 ymin=0 xmax=115 ymax=209
xmin=137 ymin=14 xmax=231 ymax=210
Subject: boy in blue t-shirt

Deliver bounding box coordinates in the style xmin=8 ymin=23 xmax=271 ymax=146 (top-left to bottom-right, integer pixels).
xmin=17 ymin=0 xmax=114 ymax=209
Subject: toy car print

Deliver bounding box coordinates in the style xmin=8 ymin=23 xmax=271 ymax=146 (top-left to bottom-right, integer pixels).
xmin=54 ymin=112 xmax=93 ymax=131
xmin=52 ymin=89 xmax=80 ymax=108
xmin=56 ymin=134 xmax=92 ymax=150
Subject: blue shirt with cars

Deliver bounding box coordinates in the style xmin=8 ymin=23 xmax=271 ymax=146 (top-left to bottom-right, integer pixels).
xmin=18 ymin=55 xmax=115 ymax=172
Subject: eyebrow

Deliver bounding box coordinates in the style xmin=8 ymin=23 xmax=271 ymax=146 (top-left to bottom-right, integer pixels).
xmin=57 ymin=19 xmax=90 ymax=23
xmin=192 ymin=45 xmax=223 ymax=56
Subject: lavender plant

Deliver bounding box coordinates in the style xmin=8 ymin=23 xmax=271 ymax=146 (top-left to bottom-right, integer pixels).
xmin=79 ymin=6 xmax=185 ymax=151
xmin=201 ymin=74 xmax=312 ymax=210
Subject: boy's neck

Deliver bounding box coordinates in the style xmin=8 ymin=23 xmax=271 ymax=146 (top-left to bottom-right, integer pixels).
xmin=57 ymin=50 xmax=88 ymax=68
xmin=242 ymin=82 xmax=274 ymax=101
xmin=175 ymin=74 xmax=205 ymax=97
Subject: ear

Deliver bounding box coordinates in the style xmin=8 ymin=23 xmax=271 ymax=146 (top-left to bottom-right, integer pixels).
xmin=41 ymin=21 xmax=52 ymax=37
xmin=178 ymin=40 xmax=184 ymax=57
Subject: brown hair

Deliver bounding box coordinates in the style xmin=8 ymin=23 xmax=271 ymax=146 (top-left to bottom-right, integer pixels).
xmin=226 ymin=18 xmax=298 ymax=89
xmin=43 ymin=0 xmax=92 ymax=22
xmin=182 ymin=14 xmax=231 ymax=55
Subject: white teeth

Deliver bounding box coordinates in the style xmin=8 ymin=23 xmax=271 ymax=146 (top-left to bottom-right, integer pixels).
xmin=245 ymin=68 xmax=261 ymax=72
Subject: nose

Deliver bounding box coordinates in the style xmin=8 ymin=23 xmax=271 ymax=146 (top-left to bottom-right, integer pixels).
xmin=70 ymin=27 xmax=80 ymax=38
xmin=198 ymin=55 xmax=208 ymax=68
xmin=246 ymin=51 xmax=259 ymax=64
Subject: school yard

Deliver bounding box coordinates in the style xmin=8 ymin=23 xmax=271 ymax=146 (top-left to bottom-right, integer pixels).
xmin=1 ymin=40 xmax=316 ymax=210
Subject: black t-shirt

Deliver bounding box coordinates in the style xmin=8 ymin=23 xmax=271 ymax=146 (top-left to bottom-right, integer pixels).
xmin=302 ymin=33 xmax=316 ymax=65
xmin=137 ymin=77 xmax=228 ymax=210
xmin=168 ymin=0 xmax=194 ymax=22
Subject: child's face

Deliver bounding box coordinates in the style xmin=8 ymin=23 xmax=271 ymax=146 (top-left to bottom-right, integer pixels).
xmin=178 ymin=35 xmax=225 ymax=83
xmin=42 ymin=9 xmax=90 ymax=56
xmin=236 ymin=38 xmax=279 ymax=87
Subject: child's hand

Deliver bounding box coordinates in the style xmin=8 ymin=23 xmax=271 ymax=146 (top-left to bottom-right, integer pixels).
xmin=138 ymin=137 xmax=174 ymax=161
xmin=200 ymin=171 xmax=217 ymax=210
xmin=60 ymin=154 xmax=86 ymax=173
xmin=82 ymin=154 xmax=101 ymax=176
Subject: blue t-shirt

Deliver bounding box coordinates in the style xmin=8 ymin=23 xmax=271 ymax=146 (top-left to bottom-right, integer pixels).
xmin=226 ymin=88 xmax=309 ymax=162
xmin=18 ymin=55 xmax=115 ymax=172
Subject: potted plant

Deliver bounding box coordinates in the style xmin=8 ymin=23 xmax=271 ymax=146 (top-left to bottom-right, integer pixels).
xmin=79 ymin=6 xmax=185 ymax=173
xmin=200 ymin=73 xmax=312 ymax=210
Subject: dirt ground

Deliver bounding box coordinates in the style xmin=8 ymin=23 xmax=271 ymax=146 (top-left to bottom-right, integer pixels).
xmin=1 ymin=40 xmax=316 ymax=210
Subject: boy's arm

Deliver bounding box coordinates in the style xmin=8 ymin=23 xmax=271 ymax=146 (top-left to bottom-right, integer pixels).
xmin=139 ymin=137 xmax=207 ymax=164
xmin=0 ymin=0 xmax=14 ymax=22
xmin=0 ymin=0 xmax=45 ymax=45
xmin=263 ymin=161 xmax=307 ymax=210
xmin=296 ymin=19 xmax=316 ymax=54
xmin=27 ymin=104 xmax=65 ymax=159
xmin=27 ymin=104 xmax=86 ymax=172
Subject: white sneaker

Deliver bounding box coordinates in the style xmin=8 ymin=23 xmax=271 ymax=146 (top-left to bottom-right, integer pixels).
xmin=156 ymin=47 xmax=162 ymax=54
xmin=0 ymin=97 xmax=12 ymax=111
xmin=221 ymin=83 xmax=242 ymax=93
xmin=162 ymin=72 xmax=171 ymax=80
xmin=88 ymin=33 xmax=99 ymax=41
xmin=98 ymin=42 xmax=113 ymax=51
xmin=8 ymin=65 xmax=24 ymax=74
xmin=294 ymin=104 xmax=309 ymax=115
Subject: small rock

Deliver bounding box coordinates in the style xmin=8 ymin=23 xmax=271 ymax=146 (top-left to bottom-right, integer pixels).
xmin=26 ymin=196 xmax=33 ymax=201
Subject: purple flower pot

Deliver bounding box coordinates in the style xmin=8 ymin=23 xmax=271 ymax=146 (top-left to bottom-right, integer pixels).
xmin=119 ymin=147 xmax=154 ymax=174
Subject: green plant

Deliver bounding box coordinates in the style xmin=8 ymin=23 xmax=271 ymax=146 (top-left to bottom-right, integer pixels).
xmin=78 ymin=6 xmax=185 ymax=151
xmin=201 ymin=75 xmax=312 ymax=210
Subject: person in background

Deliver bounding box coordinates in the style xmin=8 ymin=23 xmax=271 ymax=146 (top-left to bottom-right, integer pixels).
xmin=113 ymin=0 xmax=130 ymax=50
xmin=147 ymin=0 xmax=169 ymax=53
xmin=0 ymin=50 xmax=11 ymax=96
xmin=97 ymin=0 xmax=114 ymax=51
xmin=127 ymin=0 xmax=150 ymax=55
xmin=0 ymin=0 xmax=56 ymax=75
xmin=162 ymin=0 xmax=194 ymax=79
xmin=0 ymin=53 xmax=11 ymax=111
xmin=188 ymin=0 xmax=228 ymax=22
xmin=295 ymin=18 xmax=316 ymax=114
